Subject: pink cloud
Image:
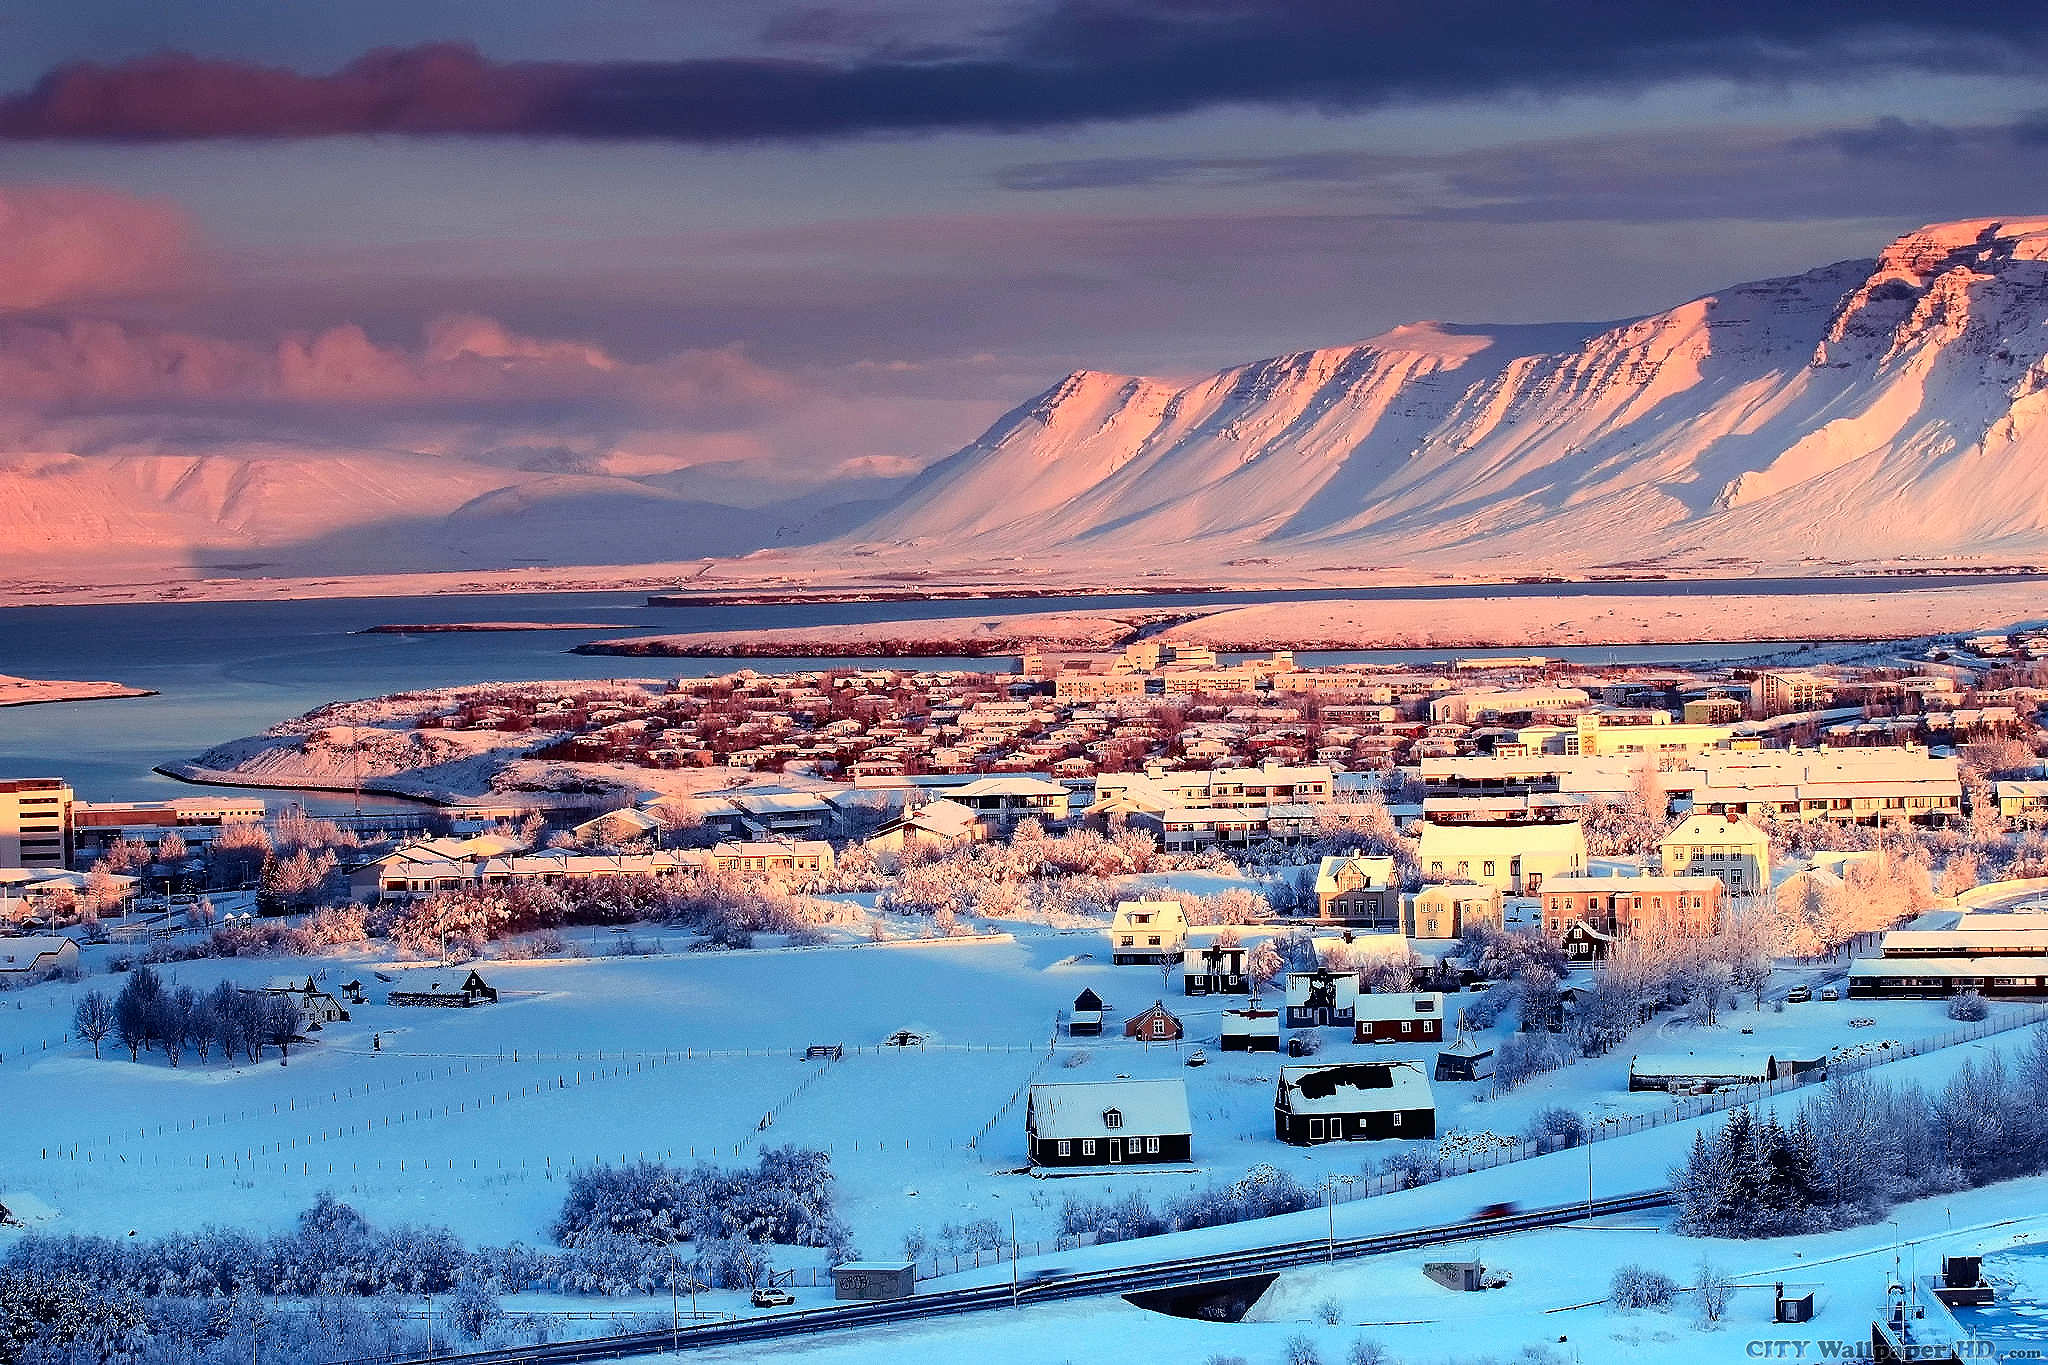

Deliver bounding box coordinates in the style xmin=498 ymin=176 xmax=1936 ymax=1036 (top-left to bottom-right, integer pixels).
xmin=0 ymin=312 xmax=790 ymax=420
xmin=0 ymin=185 xmax=191 ymax=309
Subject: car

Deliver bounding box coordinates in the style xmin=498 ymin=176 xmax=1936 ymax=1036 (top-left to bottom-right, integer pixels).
xmin=1784 ymin=985 xmax=1811 ymax=1003
xmin=1184 ymin=1048 xmax=1208 ymax=1067
xmin=1819 ymin=985 xmax=1840 ymax=1002
xmin=750 ymin=1288 xmax=796 ymax=1308
xmin=1473 ymin=1202 xmax=1521 ymax=1220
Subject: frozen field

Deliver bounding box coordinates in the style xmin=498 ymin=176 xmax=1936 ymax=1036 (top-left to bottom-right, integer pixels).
xmin=0 ymin=928 xmax=2035 ymax=1280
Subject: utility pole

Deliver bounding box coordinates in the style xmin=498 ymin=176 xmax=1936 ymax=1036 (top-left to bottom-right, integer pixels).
xmin=1326 ymin=1182 xmax=1336 ymax=1262
xmin=1011 ymin=1211 xmax=1020 ymax=1306
xmin=1586 ymin=1113 xmax=1595 ymax=1218
xmin=670 ymin=1249 xmax=680 ymax=1353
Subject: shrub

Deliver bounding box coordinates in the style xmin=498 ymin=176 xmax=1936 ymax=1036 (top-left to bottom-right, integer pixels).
xmin=1948 ymin=991 xmax=1990 ymax=1022
xmin=1609 ymin=1263 xmax=1677 ymax=1309
xmin=1524 ymin=1107 xmax=1585 ymax=1151
xmin=1315 ymin=1296 xmax=1345 ymax=1324
xmin=1346 ymin=1339 xmax=1388 ymax=1365
xmin=1286 ymin=1333 xmax=1324 ymax=1365
xmin=1694 ymin=1259 xmax=1733 ymax=1327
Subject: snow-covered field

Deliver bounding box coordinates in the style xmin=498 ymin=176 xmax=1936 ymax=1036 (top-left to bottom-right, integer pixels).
xmin=0 ymin=927 xmax=2022 ymax=1263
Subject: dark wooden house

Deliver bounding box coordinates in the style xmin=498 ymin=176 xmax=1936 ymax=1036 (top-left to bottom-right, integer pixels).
xmin=1068 ymin=987 xmax=1105 ymax=1037
xmin=1026 ymin=1079 xmax=1192 ymax=1167
xmin=1221 ymin=1006 xmax=1281 ymax=1052
xmin=1283 ymin=968 xmax=1358 ymax=1029
xmin=1274 ymin=1061 xmax=1436 ymax=1144
xmin=1182 ymin=944 xmax=1250 ymax=995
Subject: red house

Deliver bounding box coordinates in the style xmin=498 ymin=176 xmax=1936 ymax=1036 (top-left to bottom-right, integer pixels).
xmin=1123 ymin=1000 xmax=1184 ymax=1042
xmin=1352 ymin=992 xmax=1444 ymax=1045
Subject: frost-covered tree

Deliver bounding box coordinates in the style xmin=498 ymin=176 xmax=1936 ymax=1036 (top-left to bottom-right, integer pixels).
xmin=72 ymin=990 xmax=115 ymax=1058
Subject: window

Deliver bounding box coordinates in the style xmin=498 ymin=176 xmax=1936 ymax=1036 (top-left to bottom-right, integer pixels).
xmin=1082 ymin=1140 xmax=1096 ymax=1155
xmin=1483 ymin=860 xmax=1496 ymax=876
xmin=1392 ymin=1111 xmax=1402 ymax=1128
xmin=1153 ymin=1021 xmax=1168 ymax=1037
xmin=1400 ymin=1021 xmax=1412 ymax=1033
xmin=1102 ymin=1109 xmax=1122 ymax=1130
xmin=1057 ymin=1140 xmax=1070 ymax=1156
xmin=1145 ymin=1137 xmax=1159 ymax=1154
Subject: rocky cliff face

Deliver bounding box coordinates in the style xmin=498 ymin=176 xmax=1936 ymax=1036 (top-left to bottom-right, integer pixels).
xmin=858 ymin=217 xmax=2048 ymax=571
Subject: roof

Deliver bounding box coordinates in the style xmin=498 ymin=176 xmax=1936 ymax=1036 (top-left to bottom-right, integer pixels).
xmin=1354 ymin=992 xmax=1442 ymax=1023
xmin=1418 ymin=820 xmax=1586 ymax=854
xmin=1540 ymin=875 xmax=1721 ymax=896
xmin=1278 ymin=1061 xmax=1434 ymax=1115
xmin=1111 ymin=899 xmax=1188 ymax=929
xmin=1880 ymin=929 xmax=2048 ymax=953
xmin=1661 ymin=813 xmax=1770 ymax=848
xmin=1630 ymin=1049 xmax=1821 ymax=1077
xmin=951 ymin=776 xmax=1067 ymax=798
xmin=1850 ymin=956 xmax=2048 ymax=978
xmin=1284 ymin=970 xmax=1360 ymax=1006
xmin=834 ymin=1261 xmax=916 ymax=1274
xmin=711 ymin=839 xmax=834 ymax=859
xmin=0 ymin=936 xmax=76 ymax=968
xmin=1028 ymin=1079 xmax=1192 ymax=1139
xmin=1314 ymin=854 xmax=1397 ymax=895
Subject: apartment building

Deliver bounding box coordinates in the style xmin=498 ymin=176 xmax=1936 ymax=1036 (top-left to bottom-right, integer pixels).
xmin=1658 ymin=813 xmax=1771 ymax=897
xmin=1540 ymin=874 xmax=1725 ymax=952
xmin=1417 ymin=815 xmax=1586 ymax=894
xmin=1756 ymin=671 xmax=1838 ymax=717
xmin=0 ymin=778 xmax=74 ymax=868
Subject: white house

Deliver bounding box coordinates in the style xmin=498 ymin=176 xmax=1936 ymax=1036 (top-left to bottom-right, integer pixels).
xmin=1109 ymin=900 xmax=1189 ymax=965
xmin=0 ymin=935 xmax=78 ymax=980
xmin=1417 ymin=817 xmax=1586 ymax=894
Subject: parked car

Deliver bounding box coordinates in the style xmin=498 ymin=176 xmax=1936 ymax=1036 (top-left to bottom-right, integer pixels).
xmin=750 ymin=1288 xmax=796 ymax=1308
xmin=1820 ymin=985 xmax=1840 ymax=1002
xmin=1184 ymin=1048 xmax=1207 ymax=1067
xmin=1784 ymin=985 xmax=1811 ymax=1003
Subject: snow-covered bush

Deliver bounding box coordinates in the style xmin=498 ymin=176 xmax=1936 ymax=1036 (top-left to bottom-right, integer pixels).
xmin=1315 ymin=1296 xmax=1345 ymax=1324
xmin=1523 ymin=1107 xmax=1585 ymax=1151
xmin=1948 ymin=990 xmax=1989 ymax=1022
xmin=1285 ymin=1333 xmax=1324 ymax=1365
xmin=1609 ymin=1263 xmax=1677 ymax=1309
xmin=1346 ymin=1338 xmax=1388 ymax=1365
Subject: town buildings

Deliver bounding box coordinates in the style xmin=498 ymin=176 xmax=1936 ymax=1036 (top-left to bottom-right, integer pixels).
xmin=1540 ymin=874 xmax=1725 ymax=954
xmin=1312 ymin=854 xmax=1401 ymax=928
xmin=1404 ymin=882 xmax=1501 ymax=940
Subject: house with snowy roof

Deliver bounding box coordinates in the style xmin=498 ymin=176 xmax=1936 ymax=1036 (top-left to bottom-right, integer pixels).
xmin=1026 ymin=1079 xmax=1191 ymax=1167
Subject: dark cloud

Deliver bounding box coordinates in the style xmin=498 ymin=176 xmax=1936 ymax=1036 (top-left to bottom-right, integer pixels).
xmin=6 ymin=2 xmax=2048 ymax=141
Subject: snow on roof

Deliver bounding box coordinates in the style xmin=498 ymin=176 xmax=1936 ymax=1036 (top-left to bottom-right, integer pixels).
xmin=951 ymin=776 xmax=1067 ymax=797
xmin=1112 ymin=899 xmax=1187 ymax=929
xmin=1417 ymin=819 xmax=1585 ymax=853
xmin=1285 ymin=971 xmax=1360 ymax=1006
xmin=1661 ymin=813 xmax=1769 ymax=847
xmin=1540 ymin=875 xmax=1721 ymax=895
xmin=1314 ymin=854 xmax=1397 ymax=895
xmin=1850 ymin=956 xmax=2048 ymax=978
xmin=1354 ymin=991 xmax=1442 ymax=1023
xmin=1028 ymin=1079 xmax=1191 ymax=1139
xmin=1880 ymin=928 xmax=2048 ymax=953
xmin=1314 ymin=931 xmax=1409 ymax=961
xmin=1278 ymin=1061 xmax=1433 ymax=1115
xmin=1630 ymin=1049 xmax=1820 ymax=1077
xmin=0 ymin=936 xmax=75 ymax=969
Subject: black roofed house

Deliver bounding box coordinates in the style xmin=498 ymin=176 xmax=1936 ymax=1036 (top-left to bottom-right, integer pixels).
xmin=250 ymin=975 xmax=350 ymax=1025
xmin=1069 ymin=988 xmax=1104 ymax=1037
xmin=388 ymin=969 xmax=499 ymax=1009
xmin=1434 ymin=1037 xmax=1495 ymax=1082
xmin=1284 ymin=968 xmax=1359 ymax=1029
xmin=1221 ymin=1006 xmax=1280 ymax=1051
xmin=1182 ymin=943 xmax=1250 ymax=995
xmin=1026 ymin=1079 xmax=1192 ymax=1167
xmin=1275 ymin=1061 xmax=1436 ymax=1144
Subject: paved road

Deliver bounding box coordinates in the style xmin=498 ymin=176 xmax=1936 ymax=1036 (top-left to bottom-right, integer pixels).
xmin=385 ymin=1189 xmax=1672 ymax=1364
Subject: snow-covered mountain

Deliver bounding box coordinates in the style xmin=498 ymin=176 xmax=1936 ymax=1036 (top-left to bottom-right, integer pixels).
xmin=856 ymin=217 xmax=2048 ymax=572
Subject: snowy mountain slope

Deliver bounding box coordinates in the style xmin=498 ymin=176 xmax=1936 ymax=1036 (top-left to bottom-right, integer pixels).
xmin=855 ymin=217 xmax=2048 ymax=569
xmin=0 ymin=447 xmax=893 ymax=577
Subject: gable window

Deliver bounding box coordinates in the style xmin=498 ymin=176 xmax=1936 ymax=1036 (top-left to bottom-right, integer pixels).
xmin=1102 ymin=1109 xmax=1123 ymax=1130
xmin=1152 ymin=1020 xmax=1169 ymax=1037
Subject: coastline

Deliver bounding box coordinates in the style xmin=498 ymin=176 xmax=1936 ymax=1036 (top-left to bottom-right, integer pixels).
xmin=0 ymin=676 xmax=157 ymax=708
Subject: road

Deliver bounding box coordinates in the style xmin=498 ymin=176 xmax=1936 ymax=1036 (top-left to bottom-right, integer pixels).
xmin=384 ymin=1189 xmax=1672 ymax=1364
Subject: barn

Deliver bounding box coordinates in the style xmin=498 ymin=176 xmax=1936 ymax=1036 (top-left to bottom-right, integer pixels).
xmin=1627 ymin=1049 xmax=1826 ymax=1093
xmin=1275 ymin=1061 xmax=1436 ymax=1144
xmin=1026 ymin=1079 xmax=1192 ymax=1167
xmin=1068 ymin=988 xmax=1104 ymax=1037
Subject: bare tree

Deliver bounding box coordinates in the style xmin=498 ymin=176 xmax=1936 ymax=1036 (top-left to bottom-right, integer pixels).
xmin=264 ymin=995 xmax=305 ymax=1065
xmin=73 ymin=990 xmax=115 ymax=1059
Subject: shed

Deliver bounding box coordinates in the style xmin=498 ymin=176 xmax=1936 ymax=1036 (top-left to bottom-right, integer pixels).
xmin=1627 ymin=1049 xmax=1825 ymax=1093
xmin=832 ymin=1261 xmax=917 ymax=1302
xmin=1424 ymin=1261 xmax=1488 ymax=1292
xmin=1434 ymin=1038 xmax=1496 ymax=1082
xmin=1069 ymin=988 xmax=1104 ymax=1037
xmin=1221 ymin=1007 xmax=1280 ymax=1052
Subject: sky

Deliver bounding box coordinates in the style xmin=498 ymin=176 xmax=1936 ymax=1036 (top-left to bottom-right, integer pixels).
xmin=5 ymin=0 xmax=2048 ymax=497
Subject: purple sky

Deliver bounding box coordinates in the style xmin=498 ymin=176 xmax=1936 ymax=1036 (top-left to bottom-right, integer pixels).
xmin=5 ymin=1 xmax=2048 ymax=493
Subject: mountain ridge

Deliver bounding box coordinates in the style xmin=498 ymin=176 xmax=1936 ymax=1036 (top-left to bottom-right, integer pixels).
xmin=848 ymin=216 xmax=2048 ymax=574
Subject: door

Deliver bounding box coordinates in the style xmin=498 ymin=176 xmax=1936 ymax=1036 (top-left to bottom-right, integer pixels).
xmin=1108 ymin=1138 xmax=1123 ymax=1163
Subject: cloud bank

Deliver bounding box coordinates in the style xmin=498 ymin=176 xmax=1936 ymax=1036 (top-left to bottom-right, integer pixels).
xmin=5 ymin=3 xmax=2048 ymax=142
xmin=0 ymin=185 xmax=190 ymax=308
